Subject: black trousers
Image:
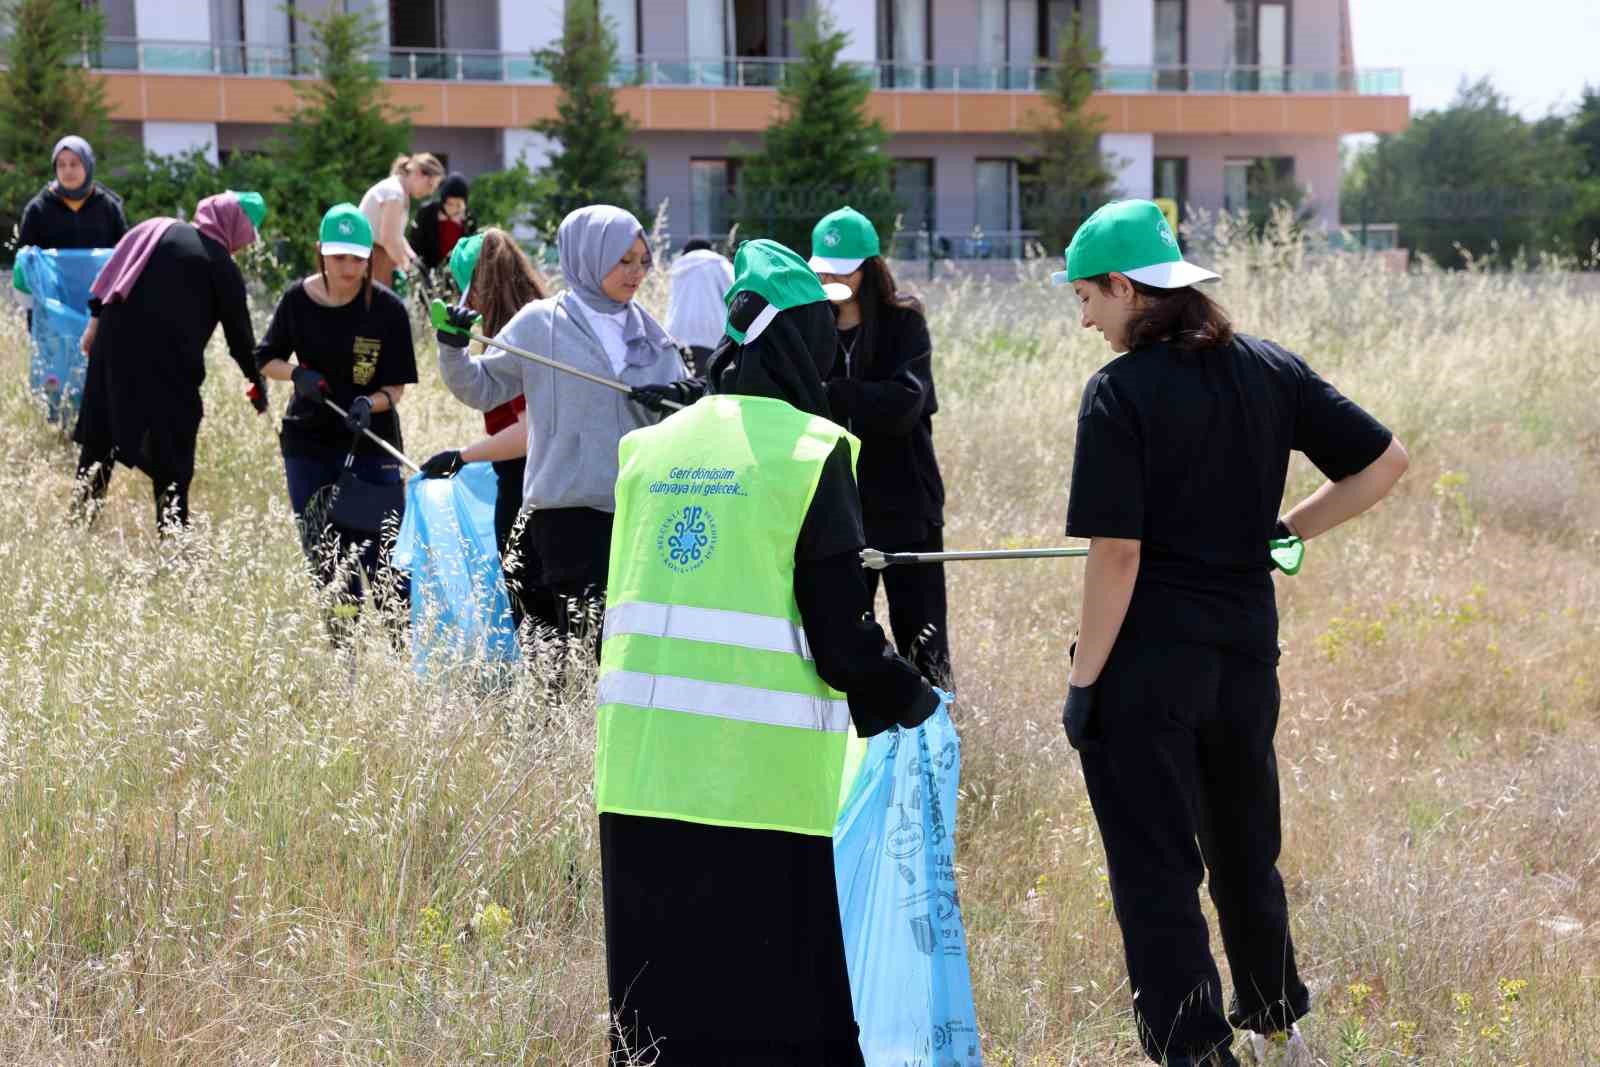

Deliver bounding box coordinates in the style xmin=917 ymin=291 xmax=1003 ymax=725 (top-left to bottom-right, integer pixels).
xmin=600 ymin=813 xmax=865 ymax=1066
xmin=493 ymin=460 xmax=558 ymax=636
xmin=862 ymin=523 xmax=952 ymax=687
xmin=74 ymin=442 xmax=191 ymax=529
xmin=1077 ymin=639 xmax=1309 ymax=1066
xmin=505 ymin=506 xmax=612 ymax=646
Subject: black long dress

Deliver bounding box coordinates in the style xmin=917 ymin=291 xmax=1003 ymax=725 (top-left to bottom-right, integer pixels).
xmin=601 ymin=304 xmax=937 ymax=1066
xmin=74 ymin=224 xmax=255 ymax=498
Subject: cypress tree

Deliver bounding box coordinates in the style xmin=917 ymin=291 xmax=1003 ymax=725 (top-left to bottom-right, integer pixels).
xmin=733 ymin=12 xmax=896 ymax=254
xmin=1026 ymin=20 xmax=1115 ymax=253
xmin=264 ymin=5 xmax=414 ymax=273
xmin=532 ymin=0 xmax=646 ymax=229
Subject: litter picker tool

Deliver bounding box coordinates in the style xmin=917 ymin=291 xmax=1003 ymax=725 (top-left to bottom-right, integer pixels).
xmin=321 ymin=397 xmax=421 ymax=472
xmin=862 ymin=539 xmax=1307 ymax=576
xmin=861 ymin=546 xmax=1089 ymax=570
xmin=430 ymin=298 xmax=684 ymax=410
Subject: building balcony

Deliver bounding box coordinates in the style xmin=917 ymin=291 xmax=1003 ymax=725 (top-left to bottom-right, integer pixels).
xmin=93 ymin=38 xmax=1408 ymax=137
xmin=96 ymin=37 xmax=1404 ymax=95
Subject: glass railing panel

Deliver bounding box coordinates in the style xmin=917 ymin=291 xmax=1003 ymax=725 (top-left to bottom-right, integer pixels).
xmin=460 ymin=53 xmax=504 ymax=81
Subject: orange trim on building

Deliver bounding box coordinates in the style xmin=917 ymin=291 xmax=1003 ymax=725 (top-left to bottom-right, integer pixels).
xmin=98 ymin=72 xmax=1408 ymax=136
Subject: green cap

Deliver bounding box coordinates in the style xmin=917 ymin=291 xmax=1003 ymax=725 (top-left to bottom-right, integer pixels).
xmin=1051 ymin=199 xmax=1218 ymax=289
xmin=449 ymin=232 xmax=484 ymax=295
xmin=229 ymin=190 xmax=267 ymax=232
xmin=725 ymin=239 xmax=848 ymax=344
xmin=808 ymin=206 xmax=880 ymax=275
xmin=319 ymin=202 xmax=372 ymax=259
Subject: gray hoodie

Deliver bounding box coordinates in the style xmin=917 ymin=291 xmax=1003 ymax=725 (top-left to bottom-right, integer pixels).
xmin=437 ymin=292 xmax=688 ymax=513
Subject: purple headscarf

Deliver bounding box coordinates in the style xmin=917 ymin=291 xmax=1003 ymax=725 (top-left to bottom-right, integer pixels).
xmin=90 ymin=193 xmax=257 ymax=305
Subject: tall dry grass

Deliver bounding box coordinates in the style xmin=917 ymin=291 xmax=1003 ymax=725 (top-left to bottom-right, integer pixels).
xmin=1 ymin=226 xmax=1597 ymax=1065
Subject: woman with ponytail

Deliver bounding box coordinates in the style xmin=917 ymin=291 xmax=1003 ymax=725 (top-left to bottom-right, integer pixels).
xmin=358 ymin=152 xmax=445 ymax=290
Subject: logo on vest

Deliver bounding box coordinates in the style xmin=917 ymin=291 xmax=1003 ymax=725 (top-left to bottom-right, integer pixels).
xmin=657 ymin=504 xmax=718 ymax=573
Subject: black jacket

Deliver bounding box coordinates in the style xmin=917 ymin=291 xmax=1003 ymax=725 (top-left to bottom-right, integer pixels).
xmin=408 ymin=199 xmax=478 ymax=275
xmin=18 ymin=183 xmax=129 ymax=250
xmin=825 ymin=301 xmax=946 ymax=539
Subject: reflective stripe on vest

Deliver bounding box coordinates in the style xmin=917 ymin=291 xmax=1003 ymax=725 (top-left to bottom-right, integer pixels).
xmin=598 ymin=669 xmax=850 ymax=733
xmin=604 ymin=600 xmax=814 ymax=660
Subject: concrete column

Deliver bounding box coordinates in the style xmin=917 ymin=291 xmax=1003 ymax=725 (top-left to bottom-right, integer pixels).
xmin=816 ymin=0 xmax=876 ymax=63
xmin=1101 ymin=132 xmax=1154 ymax=200
xmin=143 ymin=122 xmax=219 ymax=164
xmin=1098 ymin=0 xmax=1153 ymax=67
xmin=134 ymin=0 xmax=211 ymax=40
xmin=499 ymin=0 xmax=565 ymax=57
xmin=502 ymin=129 xmax=556 ymax=171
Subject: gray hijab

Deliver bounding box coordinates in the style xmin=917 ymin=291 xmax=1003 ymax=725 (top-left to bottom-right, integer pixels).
xmin=51 ymin=135 xmax=96 ymax=199
xmin=556 ymin=204 xmax=676 ymax=368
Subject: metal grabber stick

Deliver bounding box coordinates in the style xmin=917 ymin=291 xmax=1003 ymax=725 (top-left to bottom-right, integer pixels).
xmin=861 ymin=546 xmax=1090 ymax=570
xmin=861 ymin=539 xmax=1307 ymax=575
xmin=430 ymin=299 xmax=684 ymax=410
xmin=321 ymin=398 xmax=421 ymax=472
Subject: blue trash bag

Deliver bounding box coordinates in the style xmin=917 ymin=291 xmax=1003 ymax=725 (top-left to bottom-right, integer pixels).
xmin=391 ymin=462 xmax=520 ymax=674
xmin=15 ymin=247 xmax=114 ymax=426
xmin=835 ymin=704 xmax=983 ymax=1066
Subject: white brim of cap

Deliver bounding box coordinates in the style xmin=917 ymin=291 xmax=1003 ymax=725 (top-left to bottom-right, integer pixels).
xmin=821 ymin=282 xmax=853 ymax=303
xmin=1124 ymin=260 xmax=1220 ymax=287
xmin=1051 ymin=260 xmax=1220 ymax=288
xmin=808 ymin=254 xmax=865 ymax=275
xmin=735 ymin=301 xmax=782 ymax=345
xmin=321 ymin=242 xmax=372 ymax=259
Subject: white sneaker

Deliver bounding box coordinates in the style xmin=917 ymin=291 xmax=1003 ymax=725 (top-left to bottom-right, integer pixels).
xmin=1243 ymin=1024 xmax=1311 ymax=1066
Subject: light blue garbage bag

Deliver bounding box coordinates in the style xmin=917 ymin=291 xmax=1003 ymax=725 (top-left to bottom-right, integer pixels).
xmin=391 ymin=462 xmax=520 ymax=674
xmin=15 ymin=247 xmax=114 ymax=425
xmin=835 ymin=703 xmax=983 ymax=1066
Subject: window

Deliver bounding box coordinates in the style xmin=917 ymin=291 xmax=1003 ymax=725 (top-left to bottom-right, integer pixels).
xmin=690 ymin=159 xmax=741 ymax=239
xmin=1154 ymin=156 xmax=1188 ymax=221
xmin=1224 ymin=156 xmax=1295 ymax=215
xmin=878 ymin=0 xmax=930 ymax=87
xmin=390 ymin=0 xmax=445 ymax=78
xmin=892 ymin=159 xmax=935 ymax=225
xmin=1154 ymin=0 xmax=1186 ymax=90
xmin=973 ymin=158 xmax=1022 ymax=258
xmin=1039 ymin=0 xmax=1084 ymax=62
xmin=1227 ymin=0 xmax=1291 ymax=90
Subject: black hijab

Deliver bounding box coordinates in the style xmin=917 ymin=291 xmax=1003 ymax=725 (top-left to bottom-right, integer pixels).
xmin=706 ymin=299 xmax=837 ymax=420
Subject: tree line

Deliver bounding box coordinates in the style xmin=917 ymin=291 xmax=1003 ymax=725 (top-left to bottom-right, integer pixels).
xmin=1343 ymin=78 xmax=1600 ymax=267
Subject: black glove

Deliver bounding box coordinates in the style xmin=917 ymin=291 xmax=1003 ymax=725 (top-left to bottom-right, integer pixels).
xmin=1274 ymin=518 xmax=1295 ymax=541
xmin=896 ymin=685 xmax=941 ymax=730
xmin=246 ymin=376 xmax=269 ymax=415
xmin=292 ymin=365 xmax=330 ymax=402
xmin=1062 ymin=684 xmax=1101 ymax=753
xmin=420 ymin=449 xmax=465 ymax=479
xmin=629 ymin=380 xmax=702 ymax=414
xmin=344 ymin=394 xmax=373 ymax=434
xmin=435 ymin=302 xmax=480 ymax=349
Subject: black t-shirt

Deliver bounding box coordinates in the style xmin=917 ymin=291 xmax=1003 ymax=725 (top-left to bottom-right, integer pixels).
xmin=824 ymin=301 xmax=946 ymax=542
xmin=255 ymin=280 xmax=418 ymax=459
xmin=1065 ymin=333 xmax=1393 ymax=661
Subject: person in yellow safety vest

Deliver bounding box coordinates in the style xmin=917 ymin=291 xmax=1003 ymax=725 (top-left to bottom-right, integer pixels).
xmin=595 ymin=238 xmax=947 ymax=1066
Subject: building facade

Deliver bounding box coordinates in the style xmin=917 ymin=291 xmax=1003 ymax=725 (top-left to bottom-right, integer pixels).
xmin=92 ymin=0 xmax=1406 ymax=252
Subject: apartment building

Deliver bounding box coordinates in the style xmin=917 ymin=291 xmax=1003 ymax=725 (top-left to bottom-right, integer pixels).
xmin=92 ymin=0 xmax=1407 ymax=253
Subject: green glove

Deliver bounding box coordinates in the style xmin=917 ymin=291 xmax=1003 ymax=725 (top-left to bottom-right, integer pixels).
xmin=12 ymin=259 xmax=30 ymax=296
xmin=430 ymin=298 xmax=481 ymax=348
xmin=1269 ymin=520 xmax=1305 ymax=576
xmin=390 ymin=269 xmax=409 ymax=297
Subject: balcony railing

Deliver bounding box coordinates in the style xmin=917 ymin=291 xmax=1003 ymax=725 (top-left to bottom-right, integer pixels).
xmin=92 ymin=39 xmax=1404 ymax=96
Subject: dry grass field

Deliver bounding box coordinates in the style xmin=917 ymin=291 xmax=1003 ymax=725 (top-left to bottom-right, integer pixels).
xmin=1 ymin=226 xmax=1597 ymax=1065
